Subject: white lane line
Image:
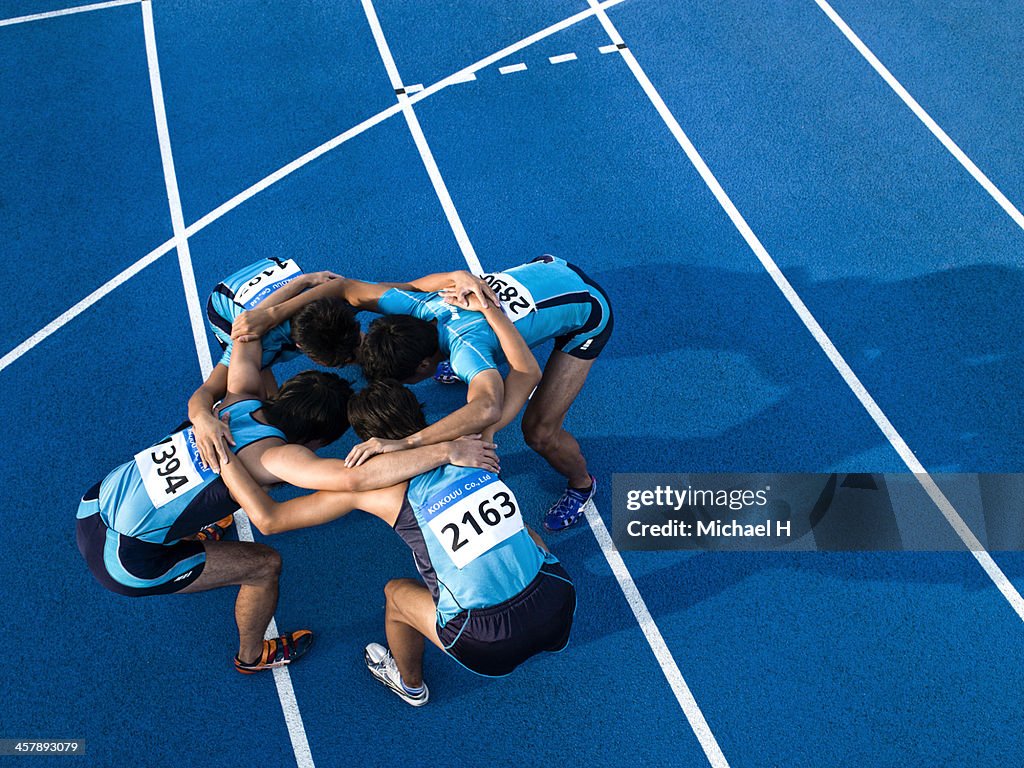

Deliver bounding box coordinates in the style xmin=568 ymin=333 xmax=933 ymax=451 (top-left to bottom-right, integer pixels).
xmin=598 ymin=43 xmax=619 ymax=54
xmin=233 ymin=512 xmax=316 ymax=768
xmin=0 ymin=0 xmax=138 ymax=27
xmin=812 ymin=0 xmax=1024 ymax=234
xmin=549 ymin=52 xmax=578 ymax=64
xmin=584 ymin=505 xmax=730 ymax=768
xmin=404 ymin=83 xmax=424 ymax=94
xmin=142 ymin=4 xmax=316 ymax=766
xmin=141 ymin=0 xmax=212 ymax=378
xmin=586 ymin=0 xmax=1024 ymax=622
xmin=499 ymin=62 xmax=528 ymax=75
xmin=361 ymin=0 xmax=484 ymax=275
xmin=362 ymin=1 xmax=724 ymax=760
xmin=0 ymin=240 xmax=174 ymax=372
xmin=1 ymin=0 xmax=626 ymax=374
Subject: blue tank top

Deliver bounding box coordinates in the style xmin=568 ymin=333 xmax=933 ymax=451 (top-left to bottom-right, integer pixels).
xmin=376 ymin=255 xmax=600 ymax=383
xmin=208 ymin=257 xmax=304 ymax=368
xmin=92 ymin=400 xmax=285 ymax=544
xmin=396 ymin=465 xmax=557 ymax=626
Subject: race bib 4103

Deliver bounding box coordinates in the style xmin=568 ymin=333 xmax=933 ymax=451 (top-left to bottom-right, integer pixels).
xmin=233 ymin=258 xmax=303 ymax=309
xmin=420 ymin=471 xmax=525 ymax=569
xmin=481 ymin=272 xmax=536 ymax=322
xmin=134 ymin=428 xmax=215 ymax=509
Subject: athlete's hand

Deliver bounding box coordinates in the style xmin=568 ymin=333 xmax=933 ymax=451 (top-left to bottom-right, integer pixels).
xmin=439 ymin=271 xmax=499 ymax=310
xmin=447 ymin=434 xmax=500 ymax=473
xmin=305 ymin=270 xmax=342 ymax=287
xmin=232 ymin=308 xmax=275 ymax=343
xmin=344 ymin=437 xmax=406 ymax=468
xmin=193 ymin=411 xmax=234 ymax=473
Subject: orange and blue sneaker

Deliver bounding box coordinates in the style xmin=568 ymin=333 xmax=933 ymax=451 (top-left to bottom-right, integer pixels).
xmin=195 ymin=514 xmax=235 ymax=542
xmin=543 ymin=476 xmax=597 ymax=532
xmin=433 ymin=361 xmax=460 ymax=385
xmin=235 ymin=630 xmax=314 ymax=674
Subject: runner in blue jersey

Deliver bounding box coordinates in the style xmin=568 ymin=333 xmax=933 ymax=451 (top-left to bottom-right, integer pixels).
xmin=220 ymin=372 xmax=575 ymax=705
xmin=77 ymin=325 xmax=498 ymax=674
xmin=186 ymin=256 xmax=361 ymax=473
xmin=233 ymin=255 xmax=612 ymax=531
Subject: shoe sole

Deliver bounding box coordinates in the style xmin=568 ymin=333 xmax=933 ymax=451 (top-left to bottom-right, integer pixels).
xmin=363 ymin=651 xmax=429 ymax=707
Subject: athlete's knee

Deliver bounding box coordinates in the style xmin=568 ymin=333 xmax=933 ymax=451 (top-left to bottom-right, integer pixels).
xmin=522 ymin=416 xmax=559 ymax=453
xmin=383 ymin=578 xmax=417 ymax=605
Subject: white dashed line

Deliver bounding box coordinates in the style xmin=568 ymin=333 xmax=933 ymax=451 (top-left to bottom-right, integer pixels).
xmin=549 ymin=52 xmax=578 ymax=64
xmin=404 ymin=83 xmax=424 ymax=94
xmin=498 ymin=62 xmax=528 ymax=75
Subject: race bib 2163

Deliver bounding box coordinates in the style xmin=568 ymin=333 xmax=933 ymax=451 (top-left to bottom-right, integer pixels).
xmin=420 ymin=471 xmax=525 ymax=569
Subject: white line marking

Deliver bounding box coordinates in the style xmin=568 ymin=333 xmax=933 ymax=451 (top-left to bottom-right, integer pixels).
xmin=0 ymin=240 xmax=174 ymax=372
xmin=404 ymin=83 xmax=424 ymax=94
xmin=141 ymin=0 xmax=212 ymax=379
xmin=0 ymin=0 xmax=138 ymax=27
xmin=362 ymin=0 xmax=484 ymax=275
xmin=499 ymin=62 xmax=528 ymax=75
xmin=363 ymin=1 xmax=722 ymax=759
xmin=549 ymin=52 xmax=578 ymax=64
xmin=142 ymin=4 xmax=315 ymax=766
xmin=584 ymin=504 xmax=730 ymax=768
xmin=233 ymin=512 xmax=316 ymax=768
xmin=1 ymin=0 xmax=626 ymax=374
xmin=598 ymin=43 xmax=618 ymax=54
xmin=586 ymin=0 xmax=1024 ymax=622
xmin=812 ymin=0 xmax=1024 ymax=234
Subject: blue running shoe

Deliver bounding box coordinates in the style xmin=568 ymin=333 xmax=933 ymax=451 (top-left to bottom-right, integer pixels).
xmin=433 ymin=361 xmax=460 ymax=385
xmin=544 ymin=476 xmax=596 ymax=532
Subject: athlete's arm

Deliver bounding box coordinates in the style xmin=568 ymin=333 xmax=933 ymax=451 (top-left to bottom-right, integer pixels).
xmin=449 ymin=295 xmax=541 ymax=439
xmin=220 ymin=454 xmax=388 ymax=535
xmin=223 ymin=335 xmax=266 ymax=405
xmin=257 ymin=436 xmax=499 ymax=492
xmin=253 ymin=270 xmax=338 ymax=312
xmin=411 ymin=270 xmax=498 ymax=308
xmin=232 ymin=277 xmax=383 ymax=342
xmin=187 ymin=363 xmax=235 ymax=472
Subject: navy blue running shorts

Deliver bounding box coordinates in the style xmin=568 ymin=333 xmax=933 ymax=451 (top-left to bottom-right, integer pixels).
xmin=436 ymin=561 xmax=577 ymax=677
xmin=76 ymin=484 xmax=206 ymax=597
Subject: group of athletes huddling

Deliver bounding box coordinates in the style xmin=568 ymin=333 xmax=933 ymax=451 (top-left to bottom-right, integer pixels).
xmin=76 ymin=253 xmax=613 ymax=705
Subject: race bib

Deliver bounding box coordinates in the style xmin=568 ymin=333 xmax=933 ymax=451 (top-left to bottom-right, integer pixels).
xmin=481 ymin=272 xmax=536 ymax=321
xmin=421 ymin=471 xmax=525 ymax=569
xmin=233 ymin=258 xmax=303 ymax=309
xmin=134 ymin=428 xmax=215 ymax=509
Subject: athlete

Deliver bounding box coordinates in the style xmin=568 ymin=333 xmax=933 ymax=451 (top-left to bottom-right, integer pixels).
xmin=231 ymin=255 xmax=613 ymax=531
xmin=219 ymin=375 xmax=575 ymax=705
xmin=188 ymin=256 xmax=360 ymax=472
xmin=76 ymin=333 xmax=498 ymax=674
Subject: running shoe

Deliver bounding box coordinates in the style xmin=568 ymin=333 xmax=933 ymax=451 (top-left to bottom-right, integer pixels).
xmin=364 ymin=643 xmax=429 ymax=707
xmin=195 ymin=514 xmax=235 ymax=542
xmin=235 ymin=630 xmax=314 ymax=674
xmin=433 ymin=361 xmax=460 ymax=385
xmin=543 ymin=476 xmax=597 ymax=532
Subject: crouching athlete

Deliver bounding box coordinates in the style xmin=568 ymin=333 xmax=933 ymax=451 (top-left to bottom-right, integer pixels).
xmin=76 ymin=336 xmax=498 ymax=674
xmin=220 ymin=380 xmax=576 ymax=704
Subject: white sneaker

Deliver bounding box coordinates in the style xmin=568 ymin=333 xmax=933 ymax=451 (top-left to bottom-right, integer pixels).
xmin=363 ymin=643 xmax=429 ymax=707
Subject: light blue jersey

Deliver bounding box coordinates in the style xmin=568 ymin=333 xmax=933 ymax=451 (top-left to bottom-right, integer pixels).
xmin=206 ymin=257 xmax=304 ymax=369
xmin=78 ymin=400 xmax=285 ymax=545
xmin=376 ymin=255 xmax=613 ymax=383
xmin=396 ymin=465 xmax=558 ymax=627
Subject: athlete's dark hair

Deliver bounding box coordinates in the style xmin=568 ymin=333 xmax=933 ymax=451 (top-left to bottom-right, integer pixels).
xmin=347 ymin=380 xmax=428 ymax=441
xmin=261 ymin=370 xmax=353 ymax=446
xmin=290 ymin=298 xmax=361 ymax=368
xmin=358 ymin=315 xmax=439 ymax=382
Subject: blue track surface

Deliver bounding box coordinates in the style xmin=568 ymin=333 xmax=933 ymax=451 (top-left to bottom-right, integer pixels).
xmin=1 ymin=1 xmax=1021 ymax=766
